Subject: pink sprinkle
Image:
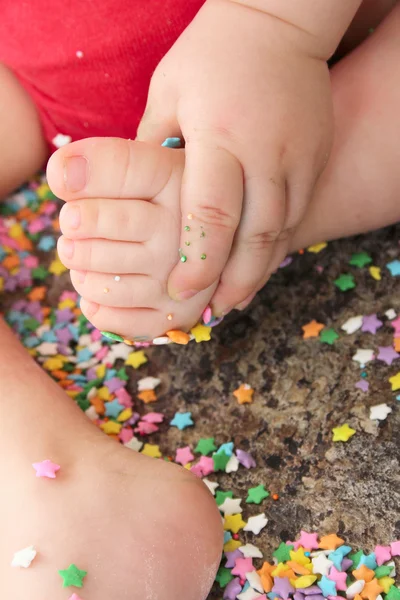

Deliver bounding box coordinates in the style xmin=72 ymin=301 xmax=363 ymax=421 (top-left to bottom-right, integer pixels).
xmin=41 ymin=201 xmax=57 ymax=215
xmin=91 ymin=329 xmax=102 ymax=341
xmin=202 ymin=305 xmax=212 ymax=325
xmin=32 ymin=459 xmax=61 ymax=479
xmin=23 ymin=256 xmax=39 ymax=268
xmin=28 ymin=218 xmax=46 ymax=234
xmin=95 ymin=346 xmax=109 ymax=361
xmin=135 ymin=422 xmax=159 ymax=435
xmin=68 ymin=594 xmax=83 ymax=600
xmin=115 ymin=388 xmax=133 ymax=407
xmin=390 ymin=540 xmax=400 ymax=556
xmin=119 ymin=428 xmax=133 ymax=444
xmin=141 ymin=412 xmax=164 ymax=424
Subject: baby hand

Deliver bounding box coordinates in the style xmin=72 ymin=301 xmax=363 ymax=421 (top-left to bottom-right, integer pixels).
xmin=137 ymin=0 xmax=333 ymax=314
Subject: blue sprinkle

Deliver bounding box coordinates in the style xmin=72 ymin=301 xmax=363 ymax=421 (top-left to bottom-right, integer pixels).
xmin=161 ymin=137 xmax=182 ymax=149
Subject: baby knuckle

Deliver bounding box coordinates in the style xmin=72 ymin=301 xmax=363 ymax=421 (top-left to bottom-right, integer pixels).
xmin=196 ymin=203 xmax=239 ymax=231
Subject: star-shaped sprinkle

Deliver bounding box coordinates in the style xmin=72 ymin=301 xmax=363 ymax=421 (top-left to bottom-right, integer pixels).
xmin=294 ymin=530 xmax=319 ymax=550
xmin=58 ymin=564 xmax=87 ymax=588
xmin=236 ymin=449 xmax=256 ymax=469
xmin=272 ymin=576 xmax=295 ymax=599
xmin=190 ymin=323 xmax=212 ymax=343
xmin=349 ymin=252 xmax=372 ymax=268
xmin=233 ymin=383 xmax=254 ymax=404
xmin=124 ymin=436 xmax=143 ymax=452
xmin=377 ymin=346 xmax=399 ymax=366
xmin=175 ymin=446 xmax=194 ymax=465
xmin=246 ymin=485 xmax=270 ymax=504
xmin=104 ymin=398 xmax=124 ymax=418
xmin=239 ymin=544 xmax=263 ymax=559
xmin=320 ymin=328 xmax=339 ymax=345
xmin=355 ymin=380 xmax=369 ymax=392
xmin=243 ymin=513 xmax=268 ymax=534
xmin=362 ymin=314 xmax=383 ymax=334
xmin=347 ymin=580 xmax=366 ymax=598
xmin=387 ymin=260 xmax=400 ymax=276
xmin=374 ymin=545 xmax=392 ymax=566
xmin=215 ymin=566 xmax=233 ymax=588
xmin=195 ymin=437 xmax=217 ymax=455
xmin=334 ymin=274 xmax=356 ymax=291
xmin=312 ymin=552 xmax=334 ymax=575
xmin=246 ymin=570 xmax=264 ymax=593
xmin=370 ymin=403 xmax=392 ymax=421
xmin=226 ymin=454 xmax=240 ymax=473
xmin=273 ymin=542 xmax=294 ymax=563
xmin=232 ymin=556 xmax=255 ymax=578
xmin=318 ymin=575 xmax=337 ymax=596
xmin=307 ymin=242 xmax=327 ymax=253
xmin=319 ymin=533 xmax=344 ymax=550
xmin=237 ymin=587 xmax=264 ymax=600
xmin=369 ymin=266 xmax=381 ymax=280
xmin=390 ymin=540 xmax=400 ymax=556
xmin=32 ymin=459 xmax=61 ymax=479
xmin=302 ymin=320 xmax=325 ymax=339
xmin=224 ymin=577 xmax=242 ymax=598
xmin=125 ymin=350 xmax=147 ymax=369
xmin=11 ymin=545 xmax=37 ymax=568
xmin=137 ymin=376 xmax=161 ymax=391
xmin=289 ymin=547 xmax=310 ymax=565
xmin=224 ymin=514 xmax=247 ymax=534
xmin=332 ymin=424 xmax=356 ymax=442
xmin=203 ymin=478 xmax=219 ymax=495
xmin=361 ymin=578 xmax=384 ymax=600
xmin=170 ymin=411 xmax=194 ymax=430
xmin=389 ymin=372 xmax=400 ymax=391
xmin=219 ymin=497 xmax=243 ymax=515
xmin=342 ymin=315 xmax=363 ymax=334
xmin=328 ymin=565 xmax=347 ymax=590
xmin=387 ymin=587 xmax=400 ymax=600
xmin=213 ymin=451 xmax=230 ymax=472
xmin=353 ymin=348 xmax=375 ymax=365
xmin=141 ymin=443 xmax=162 ymax=458
xmin=216 ymin=490 xmax=233 ymax=505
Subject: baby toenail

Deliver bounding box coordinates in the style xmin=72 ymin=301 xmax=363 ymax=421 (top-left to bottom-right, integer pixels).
xmin=60 ymin=238 xmax=75 ymax=259
xmin=71 ymin=270 xmax=86 ymax=284
xmin=64 ymin=156 xmax=88 ymax=192
xmin=176 ymin=289 xmax=198 ymax=301
xmin=63 ymin=204 xmax=81 ymax=229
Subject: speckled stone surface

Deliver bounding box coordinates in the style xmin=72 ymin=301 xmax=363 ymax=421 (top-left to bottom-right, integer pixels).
xmin=141 ymin=226 xmax=400 ymax=598
xmin=3 ymin=190 xmax=400 ymax=598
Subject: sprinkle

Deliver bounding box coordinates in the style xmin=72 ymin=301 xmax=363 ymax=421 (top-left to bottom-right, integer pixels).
xmin=52 ymin=133 xmax=72 ymax=148
xmin=342 ymin=315 xmax=363 ymax=334
xmin=386 ymin=260 xmax=400 ymax=276
xmin=243 ymin=513 xmax=268 ymax=535
xmin=320 ymin=328 xmax=339 ymax=345
xmin=167 ymin=313 xmax=173 ymax=321
xmin=369 ymin=403 xmax=392 ymax=421
xmin=307 ymin=242 xmax=327 ymax=253
xmin=180 ymin=255 xmax=187 ymax=263
xmin=58 ymin=564 xmax=87 ymax=588
xmin=114 ymin=275 xmax=121 ymax=282
xmin=190 ymin=323 xmax=212 ymax=343
xmin=302 ymin=320 xmax=325 ymax=339
xmin=32 ymin=459 xmax=61 ymax=479
xmin=246 ymin=485 xmax=270 ymax=505
xmin=187 ymin=213 xmax=194 ymax=220
xmin=334 ymin=273 xmax=356 ymax=291
xmin=349 ymin=252 xmax=372 ymax=268
xmin=103 ymin=287 xmax=109 ymax=293
xmin=170 ymin=411 xmax=194 ymax=430
xmin=166 ymin=330 xmax=191 ymax=345
xmin=161 ymin=137 xmax=181 ymax=148
xmin=201 ymin=253 xmax=207 ymax=260
xmin=233 ymin=383 xmax=254 ymax=404
xmin=101 ymin=331 xmax=124 ymax=342
xmin=332 ymin=424 xmax=356 ymax=442
xmin=11 ymin=546 xmax=37 ymax=568
xmin=184 ymin=226 xmax=190 ymax=231
xmin=125 ymin=350 xmax=148 ymax=369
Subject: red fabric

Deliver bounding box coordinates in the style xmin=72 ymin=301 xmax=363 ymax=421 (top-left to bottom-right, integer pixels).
xmin=0 ymin=0 xmax=205 ymax=148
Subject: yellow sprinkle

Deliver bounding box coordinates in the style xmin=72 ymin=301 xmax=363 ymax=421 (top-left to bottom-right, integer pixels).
xmin=293 ymin=575 xmax=317 ymax=589
xmin=95 ymin=364 xmax=106 ymax=379
xmin=65 ymin=390 xmax=79 ymax=399
xmin=36 ymin=183 xmax=52 ymax=199
xmin=100 ymin=421 xmax=122 ymax=435
xmin=49 ymin=254 xmax=67 ymax=276
xmin=190 ymin=323 xmax=212 ymax=343
xmin=307 ymin=242 xmax=327 ymax=254
xmin=369 ymin=266 xmax=381 ymax=281
xmin=141 ymin=443 xmax=162 ymax=458
xmin=332 ymin=423 xmax=356 ymax=442
xmin=117 ymin=408 xmax=133 ymax=422
xmin=58 ymin=298 xmax=76 ymax=310
xmin=97 ymin=386 xmax=111 ymax=401
xmin=272 ymin=563 xmax=290 ymax=577
xmin=223 ymin=539 xmax=243 ymax=553
xmin=125 ymin=350 xmax=148 ymax=369
xmin=223 ymin=514 xmax=246 ymax=534
xmin=43 ymin=357 xmax=65 ymax=371
xmin=103 ymin=287 xmax=109 ymax=294
xmin=9 ymin=223 xmax=24 ymax=239
xmin=378 ymin=577 xmax=395 ymax=594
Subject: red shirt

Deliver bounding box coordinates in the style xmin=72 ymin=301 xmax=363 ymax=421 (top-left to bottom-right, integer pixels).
xmin=0 ymin=0 xmax=205 ymax=147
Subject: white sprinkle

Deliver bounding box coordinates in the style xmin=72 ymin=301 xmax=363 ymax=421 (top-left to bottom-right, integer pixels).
xmin=341 ymin=315 xmax=363 ymax=334
xmin=11 ymin=546 xmax=37 ymax=568
xmin=370 ymin=403 xmax=392 ymax=421
xmin=114 ymin=275 xmax=121 ymax=282
xmin=76 ymin=50 xmax=84 ymax=58
xmin=52 ymin=133 xmax=72 ymax=148
xmin=386 ymin=309 xmax=397 ymax=320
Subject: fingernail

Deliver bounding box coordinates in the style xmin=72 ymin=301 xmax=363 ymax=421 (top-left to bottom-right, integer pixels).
xmin=59 ymin=237 xmax=75 ymax=259
xmin=71 ymin=269 xmax=86 ymax=284
xmin=235 ymin=292 xmax=256 ymax=311
xmin=62 ymin=204 xmax=81 ymax=229
xmin=175 ymin=289 xmax=198 ymax=301
xmin=64 ymin=156 xmax=88 ymax=192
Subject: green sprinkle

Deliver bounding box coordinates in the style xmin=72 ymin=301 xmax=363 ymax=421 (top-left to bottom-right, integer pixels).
xmin=200 ymin=231 xmax=206 ymax=238
xmin=101 ymin=331 xmax=125 ymax=342
xmin=185 ymin=241 xmax=191 ymax=246
xmin=184 ymin=225 xmax=190 ymax=232
xmin=201 ymin=254 xmax=207 ymax=260
xmin=180 ymin=255 xmax=187 ymax=263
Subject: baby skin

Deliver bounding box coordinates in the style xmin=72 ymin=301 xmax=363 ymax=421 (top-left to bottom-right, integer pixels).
xmin=50 ymin=4 xmax=400 ymax=342
xmin=0 ymin=318 xmax=223 ymax=599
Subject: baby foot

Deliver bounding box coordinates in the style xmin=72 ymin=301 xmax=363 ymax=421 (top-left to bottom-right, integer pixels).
xmin=47 ymin=138 xmax=218 ymax=344
xmin=1 ymin=339 xmax=223 ymax=598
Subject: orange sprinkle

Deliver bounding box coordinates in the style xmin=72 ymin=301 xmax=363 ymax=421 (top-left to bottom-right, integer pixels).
xmin=3 ymin=255 xmax=20 ymax=270
xmin=394 ymin=338 xmax=400 ymax=352
xmin=28 ymin=286 xmax=47 ymax=302
xmin=51 ymin=370 xmax=68 ymax=380
xmin=166 ymin=330 xmax=191 ymax=345
xmin=90 ymin=396 xmax=105 ymax=415
xmin=137 ymin=390 xmax=157 ymax=404
xmin=272 ymin=493 xmax=279 ymax=501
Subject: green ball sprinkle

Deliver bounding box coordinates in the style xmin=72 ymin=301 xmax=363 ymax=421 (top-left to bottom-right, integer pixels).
xmin=184 ymin=225 xmax=191 ymax=231
xmin=185 ymin=241 xmax=191 ymax=246
xmin=181 ymin=255 xmax=187 ymax=263
xmin=201 ymin=254 xmax=207 ymax=260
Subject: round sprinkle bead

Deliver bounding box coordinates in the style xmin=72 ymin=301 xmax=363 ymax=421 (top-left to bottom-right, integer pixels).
xmin=167 ymin=314 xmax=173 ymax=321
xmin=201 ymin=254 xmax=207 ymax=260
xmin=103 ymin=288 xmax=109 ymax=294
xmin=181 ymin=255 xmax=187 ymax=263
xmin=114 ymin=275 xmax=121 ymax=282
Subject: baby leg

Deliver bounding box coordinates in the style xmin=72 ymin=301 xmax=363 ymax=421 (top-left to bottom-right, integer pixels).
xmin=0 ymin=62 xmax=48 ymax=198
xmin=291 ymin=1 xmax=400 ymax=251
